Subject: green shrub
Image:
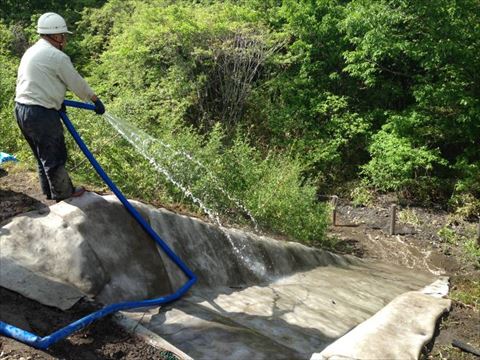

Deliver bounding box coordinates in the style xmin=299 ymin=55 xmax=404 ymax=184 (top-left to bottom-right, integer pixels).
xmin=398 ymin=208 xmax=422 ymax=226
xmin=350 ymin=184 xmax=373 ymax=207
xmin=362 ymin=128 xmax=447 ymax=198
xmin=0 ymin=22 xmax=25 ymax=155
xmin=449 ymin=160 xmax=480 ymax=218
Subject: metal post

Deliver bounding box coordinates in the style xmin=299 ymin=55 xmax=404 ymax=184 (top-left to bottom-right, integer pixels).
xmin=389 ymin=204 xmax=397 ymax=236
xmin=332 ymin=195 xmax=338 ymax=226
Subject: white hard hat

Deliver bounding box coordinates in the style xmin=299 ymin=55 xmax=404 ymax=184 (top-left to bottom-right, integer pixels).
xmin=37 ymin=12 xmax=72 ymax=35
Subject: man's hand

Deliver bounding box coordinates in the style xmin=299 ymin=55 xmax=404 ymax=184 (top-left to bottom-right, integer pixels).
xmin=93 ymin=98 xmax=105 ymax=115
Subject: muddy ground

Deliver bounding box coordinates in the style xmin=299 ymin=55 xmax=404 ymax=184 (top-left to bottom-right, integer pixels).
xmin=1 ymin=164 xmax=479 ymax=359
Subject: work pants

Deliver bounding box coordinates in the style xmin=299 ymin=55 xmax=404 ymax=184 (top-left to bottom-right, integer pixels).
xmin=14 ymin=103 xmax=74 ymax=201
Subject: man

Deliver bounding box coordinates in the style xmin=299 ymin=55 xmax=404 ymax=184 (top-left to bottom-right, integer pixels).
xmin=15 ymin=12 xmax=105 ymax=202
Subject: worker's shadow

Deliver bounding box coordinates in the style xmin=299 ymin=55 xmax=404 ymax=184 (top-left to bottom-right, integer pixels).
xmin=0 ymin=189 xmax=50 ymax=227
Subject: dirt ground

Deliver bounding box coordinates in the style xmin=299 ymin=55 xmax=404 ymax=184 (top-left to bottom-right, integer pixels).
xmin=1 ymin=164 xmax=479 ymax=359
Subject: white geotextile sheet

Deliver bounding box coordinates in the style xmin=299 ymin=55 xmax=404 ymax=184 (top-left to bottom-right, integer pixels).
xmin=312 ymin=291 xmax=451 ymax=360
xmin=0 ymin=257 xmax=84 ymax=310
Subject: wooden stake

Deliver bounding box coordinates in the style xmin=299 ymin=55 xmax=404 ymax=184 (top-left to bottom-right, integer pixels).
xmin=389 ymin=204 xmax=397 ymax=236
xmin=332 ymin=195 xmax=338 ymax=226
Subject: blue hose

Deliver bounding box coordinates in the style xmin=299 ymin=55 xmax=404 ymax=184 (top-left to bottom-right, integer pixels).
xmin=0 ymin=99 xmax=196 ymax=349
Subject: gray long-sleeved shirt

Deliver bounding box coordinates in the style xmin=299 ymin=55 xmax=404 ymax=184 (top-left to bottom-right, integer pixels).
xmin=15 ymin=38 xmax=94 ymax=110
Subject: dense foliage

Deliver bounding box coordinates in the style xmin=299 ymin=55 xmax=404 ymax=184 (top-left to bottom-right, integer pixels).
xmin=1 ymin=0 xmax=479 ymax=245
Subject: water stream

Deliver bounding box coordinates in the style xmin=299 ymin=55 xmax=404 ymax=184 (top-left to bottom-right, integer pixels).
xmin=102 ymin=112 xmax=266 ymax=276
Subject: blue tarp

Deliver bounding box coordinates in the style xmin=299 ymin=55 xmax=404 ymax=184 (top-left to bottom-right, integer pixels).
xmin=0 ymin=152 xmax=18 ymax=165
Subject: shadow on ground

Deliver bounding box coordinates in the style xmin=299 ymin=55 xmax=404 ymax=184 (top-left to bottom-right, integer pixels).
xmin=0 ymin=189 xmax=49 ymax=226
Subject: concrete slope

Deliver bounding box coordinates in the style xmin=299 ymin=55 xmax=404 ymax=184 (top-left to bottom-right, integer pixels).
xmin=0 ymin=192 xmax=449 ymax=359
